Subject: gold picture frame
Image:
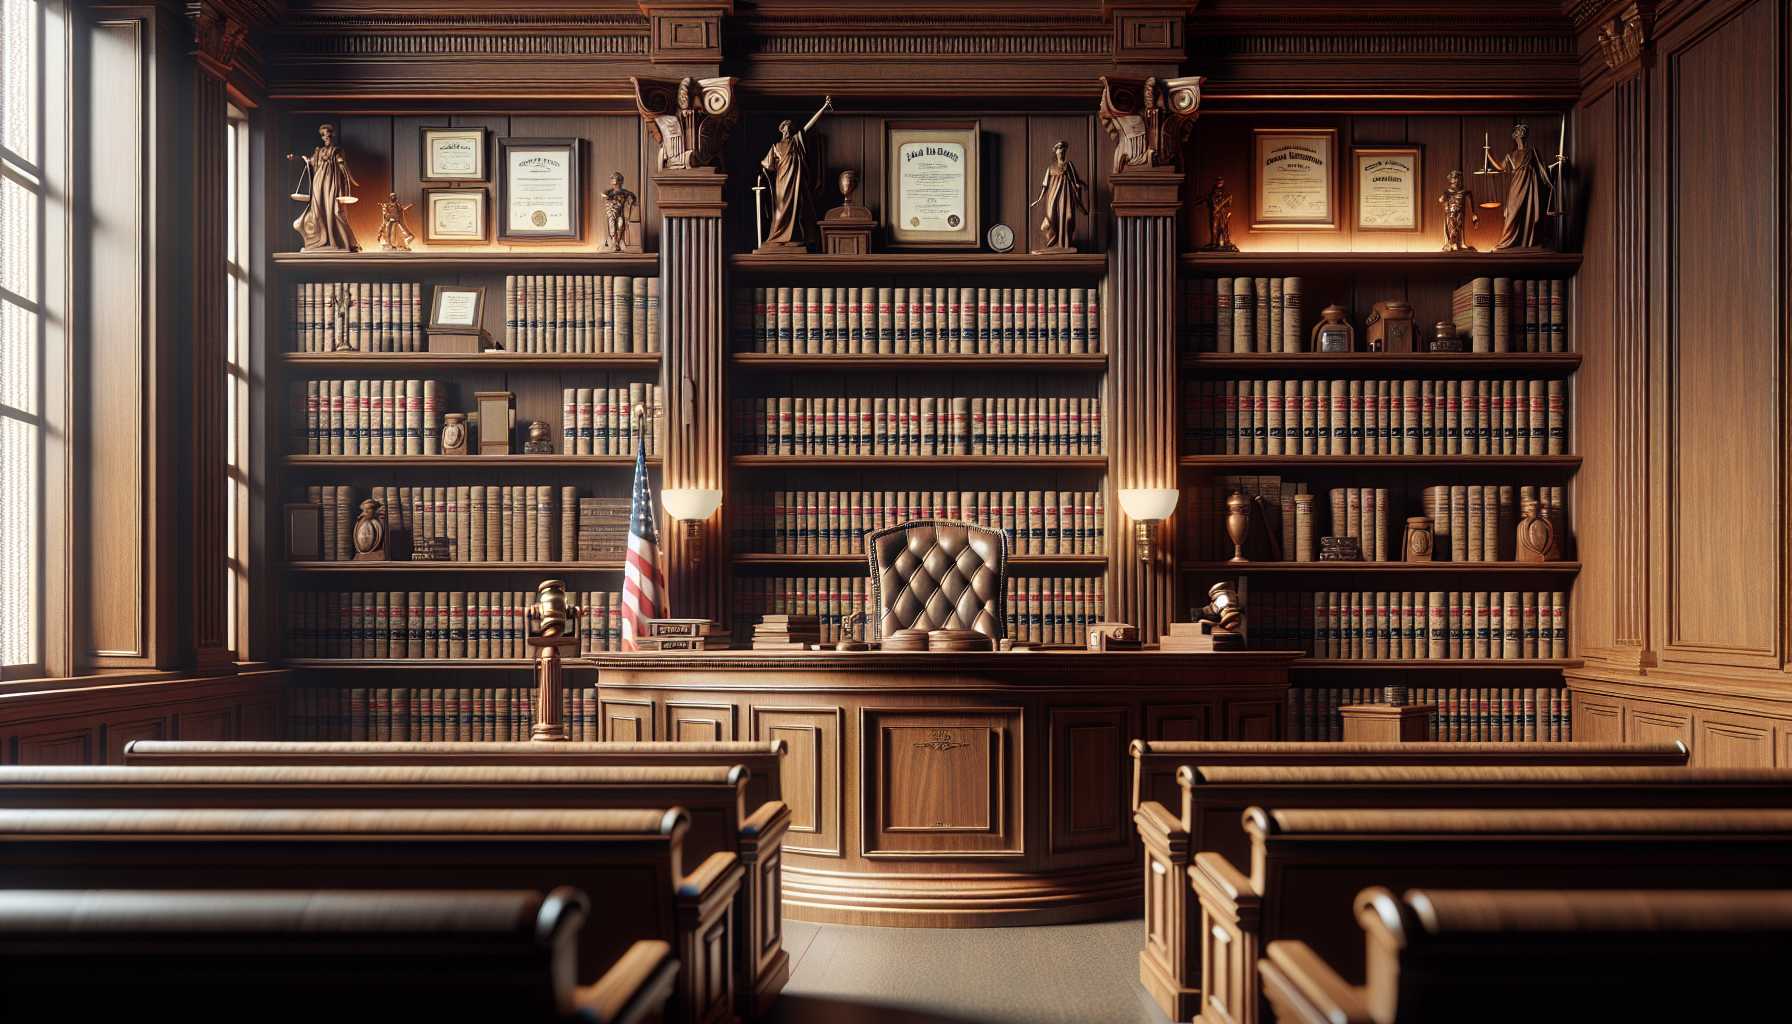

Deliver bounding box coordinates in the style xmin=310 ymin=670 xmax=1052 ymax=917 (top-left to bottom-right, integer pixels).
xmin=884 ymin=120 xmax=981 ymax=248
xmin=1354 ymin=145 xmax=1422 ymax=232
xmin=422 ymin=188 xmax=488 ymax=244
xmin=1252 ymin=128 xmax=1339 ymax=230
xmin=420 ymin=126 xmax=488 ymax=182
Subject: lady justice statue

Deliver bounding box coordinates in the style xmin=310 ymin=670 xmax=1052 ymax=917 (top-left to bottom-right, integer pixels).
xmin=286 ymin=123 xmax=361 ymax=253
xmin=755 ymin=97 xmax=834 ymax=253
xmin=1494 ymin=122 xmax=1552 ymax=251
xmin=1028 ymin=140 xmax=1088 ymax=253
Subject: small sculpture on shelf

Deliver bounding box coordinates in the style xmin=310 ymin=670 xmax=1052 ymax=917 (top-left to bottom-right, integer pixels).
xmin=820 ymin=168 xmax=876 ymax=256
xmin=1226 ymin=491 xmax=1252 ymax=563
xmin=327 ymin=290 xmax=357 ymax=351
xmin=600 ymin=171 xmax=641 ymax=253
xmin=1438 ymin=169 xmax=1479 ymax=252
xmin=1193 ymin=177 xmax=1238 ymax=251
xmin=755 ymin=96 xmax=834 ymax=254
xmin=1311 ymin=305 xmax=1356 ymax=352
xmin=374 ymin=193 xmax=416 ymax=252
xmin=1494 ymin=122 xmax=1555 ymax=251
xmin=286 ymin=122 xmax=361 ymax=253
xmin=1029 ymin=140 xmax=1089 ymax=254
xmin=1404 ymin=516 xmax=1435 ymax=562
xmin=836 ymin=611 xmax=869 ymax=652
xmin=1429 ymin=321 xmax=1465 ymax=352
xmin=441 ymin=412 xmax=469 ymax=456
xmin=522 ymin=420 xmax=555 ymax=454
xmin=1097 ymin=74 xmax=1204 ymax=175
xmin=1516 ymin=500 xmax=1564 ymax=562
xmin=632 ymin=75 xmax=739 ymax=172
xmin=351 ymin=499 xmax=389 ymax=561
xmin=1365 ymin=300 xmax=1414 ymax=353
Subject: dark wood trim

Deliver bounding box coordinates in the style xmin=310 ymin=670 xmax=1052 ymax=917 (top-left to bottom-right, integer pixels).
xmin=1183 ymin=353 xmax=1581 ymax=374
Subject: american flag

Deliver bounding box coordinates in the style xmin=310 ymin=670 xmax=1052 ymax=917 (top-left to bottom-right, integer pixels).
xmin=620 ymin=432 xmax=664 ymax=651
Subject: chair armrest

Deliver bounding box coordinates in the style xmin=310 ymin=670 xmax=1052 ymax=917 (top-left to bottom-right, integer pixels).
xmin=1260 ymin=941 xmax=1374 ymax=1024
xmin=574 ymin=940 xmax=679 ymax=1024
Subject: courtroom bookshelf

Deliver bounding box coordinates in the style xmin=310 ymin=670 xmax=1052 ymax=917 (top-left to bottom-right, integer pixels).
xmin=1178 ymin=251 xmax=1583 ymax=741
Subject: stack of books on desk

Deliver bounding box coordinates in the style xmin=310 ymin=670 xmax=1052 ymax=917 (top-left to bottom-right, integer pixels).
xmin=1160 ymin=620 xmax=1245 ymax=652
xmin=752 ymin=614 xmax=821 ymax=650
xmin=633 ymin=618 xmax=723 ymax=651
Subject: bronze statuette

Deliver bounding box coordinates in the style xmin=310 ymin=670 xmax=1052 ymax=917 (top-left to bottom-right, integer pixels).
xmin=1438 ymin=169 xmax=1478 ymax=252
xmin=600 ymin=172 xmax=640 ymax=254
xmin=287 ymin=123 xmax=361 ymax=253
xmin=820 ymin=168 xmax=876 ymax=256
xmin=1194 ymin=177 xmax=1238 ymax=251
xmin=1028 ymin=141 xmax=1088 ymax=254
xmin=375 ymin=193 xmax=415 ymax=252
xmin=351 ymin=499 xmax=389 ymax=561
xmin=756 ymin=96 xmax=834 ymax=254
xmin=1494 ymin=123 xmax=1554 ymax=251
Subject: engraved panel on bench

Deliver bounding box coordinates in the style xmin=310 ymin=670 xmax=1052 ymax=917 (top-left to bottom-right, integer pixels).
xmin=752 ymin=706 xmax=844 ymax=857
xmin=863 ymin=708 xmax=1021 ymax=858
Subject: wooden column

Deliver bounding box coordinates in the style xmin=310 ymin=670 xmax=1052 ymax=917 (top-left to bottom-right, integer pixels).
xmin=186 ymin=2 xmax=241 ymax=671
xmin=1109 ymin=169 xmax=1182 ymax=641
xmin=655 ymin=170 xmax=727 ymax=623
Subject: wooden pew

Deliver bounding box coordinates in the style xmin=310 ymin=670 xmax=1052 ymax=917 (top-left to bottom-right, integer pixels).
xmin=1261 ymin=887 xmax=1792 ymax=1023
xmin=0 ymin=808 xmax=740 ymax=1024
xmin=1127 ymin=741 xmax=1690 ymax=1020
xmin=0 ymin=888 xmax=678 ymax=1024
xmin=1194 ymin=807 xmax=1792 ymax=1024
xmin=0 ymin=762 xmax=789 ymax=1019
xmin=125 ymin=739 xmax=786 ymax=815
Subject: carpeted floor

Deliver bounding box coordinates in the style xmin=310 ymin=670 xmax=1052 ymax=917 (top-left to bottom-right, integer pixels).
xmin=763 ymin=916 xmax=1172 ymax=1024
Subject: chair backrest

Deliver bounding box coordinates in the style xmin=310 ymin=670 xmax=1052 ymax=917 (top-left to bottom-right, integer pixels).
xmin=865 ymin=519 xmax=1007 ymax=640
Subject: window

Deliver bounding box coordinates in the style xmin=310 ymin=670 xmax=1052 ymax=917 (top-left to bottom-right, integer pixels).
xmin=1 ymin=0 xmax=43 ymax=676
xmin=225 ymin=105 xmax=250 ymax=658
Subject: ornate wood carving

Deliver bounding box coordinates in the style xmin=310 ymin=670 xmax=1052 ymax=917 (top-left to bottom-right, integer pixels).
xmin=640 ymin=1 xmax=731 ymax=64
xmin=633 ymin=76 xmax=738 ymax=172
xmin=1098 ymin=74 xmax=1203 ymax=175
xmin=1597 ymin=2 xmax=1654 ymax=69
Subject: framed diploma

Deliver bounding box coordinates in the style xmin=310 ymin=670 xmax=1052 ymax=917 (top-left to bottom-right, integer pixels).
xmin=422 ymin=188 xmax=487 ymax=243
xmin=420 ymin=127 xmax=488 ymax=182
xmin=1252 ymin=128 xmax=1338 ymax=230
xmin=1354 ymin=146 xmax=1421 ymax=231
xmin=428 ymin=285 xmax=486 ymax=333
xmin=885 ymin=121 xmax=980 ymax=248
xmin=498 ymin=137 xmax=580 ymax=241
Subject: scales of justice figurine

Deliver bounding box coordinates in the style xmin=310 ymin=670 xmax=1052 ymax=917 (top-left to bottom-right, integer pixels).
xmin=1194 ymin=177 xmax=1238 ymax=251
xmin=1438 ymin=169 xmax=1479 ymax=252
xmin=286 ymin=123 xmax=361 ymax=253
xmin=1492 ymin=122 xmax=1560 ymax=251
xmin=1029 ymin=140 xmax=1088 ymax=254
xmin=600 ymin=171 xmax=641 ymax=254
xmin=375 ymin=193 xmax=415 ymax=252
xmin=527 ymin=579 xmax=582 ymax=742
xmin=754 ymin=96 xmax=834 ymax=253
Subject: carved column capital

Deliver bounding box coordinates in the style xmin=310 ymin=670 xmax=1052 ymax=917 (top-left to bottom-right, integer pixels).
xmin=637 ymin=1 xmax=732 ymax=64
xmin=188 ymin=1 xmax=248 ymax=79
xmin=1596 ymin=1 xmax=1654 ymax=74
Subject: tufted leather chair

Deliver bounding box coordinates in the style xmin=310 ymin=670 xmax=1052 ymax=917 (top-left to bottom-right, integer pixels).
xmin=866 ymin=519 xmax=1007 ymax=641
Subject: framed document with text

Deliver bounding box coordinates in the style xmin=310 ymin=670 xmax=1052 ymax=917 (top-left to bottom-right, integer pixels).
xmin=498 ymin=137 xmax=580 ymax=241
xmin=422 ymin=188 xmax=487 ymax=243
xmin=420 ymin=126 xmax=488 ymax=182
xmin=1354 ymin=146 xmax=1421 ymax=231
xmin=1252 ymin=128 xmax=1338 ymax=230
xmin=428 ymin=285 xmax=486 ymax=333
xmin=885 ymin=121 xmax=980 ymax=248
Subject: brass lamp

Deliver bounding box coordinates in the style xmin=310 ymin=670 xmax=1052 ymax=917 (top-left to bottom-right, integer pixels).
xmin=661 ymin=488 xmax=723 ymax=566
xmin=1118 ymin=487 xmax=1180 ymax=563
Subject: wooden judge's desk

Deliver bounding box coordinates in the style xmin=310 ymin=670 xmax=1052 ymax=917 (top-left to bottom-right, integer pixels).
xmin=591 ymin=649 xmax=1299 ymax=928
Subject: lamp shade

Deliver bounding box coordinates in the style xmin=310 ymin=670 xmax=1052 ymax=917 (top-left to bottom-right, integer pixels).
xmin=1117 ymin=487 xmax=1180 ymax=522
xmin=660 ymin=487 xmax=723 ymax=521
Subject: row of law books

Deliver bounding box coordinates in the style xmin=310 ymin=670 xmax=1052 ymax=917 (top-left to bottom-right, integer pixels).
xmin=732 ymin=575 xmax=1106 ymax=648
xmin=557 ymin=386 xmax=665 ymax=456
xmin=1229 ymin=588 xmax=1569 ymax=660
xmin=1451 ymin=277 xmax=1568 ymax=352
xmin=1179 ymin=276 xmax=1304 ymax=352
xmin=291 ymin=281 xmax=425 ymax=353
xmin=297 ymin=485 xmax=627 ymax=564
xmin=733 ymin=396 xmax=1105 ymax=456
xmin=504 ymin=275 xmax=660 ymax=353
xmin=286 ymin=686 xmax=607 ymax=743
xmin=284 ymin=589 xmax=625 ymax=660
xmin=731 ymin=489 xmax=1107 ymax=556
xmin=734 ymin=285 xmax=1103 ymax=355
xmin=1288 ymin=686 xmax=1572 ymax=743
xmin=300 ymin=378 xmax=442 ymax=455
xmin=1183 ymin=377 xmax=1568 ymax=455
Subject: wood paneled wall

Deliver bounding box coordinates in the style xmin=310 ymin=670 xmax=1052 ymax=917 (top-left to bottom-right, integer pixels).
xmin=1568 ymin=0 xmax=1792 ymax=764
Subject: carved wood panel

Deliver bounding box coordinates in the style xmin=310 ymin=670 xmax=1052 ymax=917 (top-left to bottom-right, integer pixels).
xmin=1627 ymin=707 xmax=1691 ymax=750
xmin=9 ymin=724 xmax=99 ymax=766
xmin=602 ymin=698 xmax=656 ymax=741
xmin=862 ymin=707 xmax=1021 ymax=857
xmin=751 ymin=706 xmax=843 ymax=857
xmin=176 ymin=706 xmax=239 ymax=742
xmin=1570 ymin=693 xmax=1625 ymax=744
xmin=669 ymin=701 xmax=737 ymax=741
xmin=1693 ymin=716 xmax=1775 ymax=769
xmin=1145 ymin=702 xmax=1210 ymax=742
xmin=104 ymin=714 xmax=171 ymax=765
xmin=1225 ymin=699 xmax=1284 ymax=741
xmin=1048 ymin=705 xmax=1130 ymax=853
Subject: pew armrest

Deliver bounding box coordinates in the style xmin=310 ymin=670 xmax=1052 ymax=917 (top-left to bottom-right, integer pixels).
xmin=1259 ymin=942 xmax=1373 ymax=1024
xmin=1191 ymin=851 xmax=1258 ymax=912
xmin=575 ymin=940 xmax=680 ymax=1024
xmin=1192 ymin=852 xmax=1264 ymax=1024
xmin=1135 ymin=799 xmax=1188 ymax=851
xmin=740 ymin=799 xmax=793 ymax=847
xmin=678 ymin=850 xmax=745 ymax=906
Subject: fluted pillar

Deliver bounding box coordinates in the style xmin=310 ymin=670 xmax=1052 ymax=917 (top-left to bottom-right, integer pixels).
xmin=1108 ymin=169 xmax=1183 ymax=641
xmin=655 ymin=170 xmax=727 ymax=623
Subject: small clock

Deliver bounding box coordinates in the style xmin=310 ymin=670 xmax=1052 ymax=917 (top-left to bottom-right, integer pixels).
xmin=987 ymin=223 xmax=1015 ymax=253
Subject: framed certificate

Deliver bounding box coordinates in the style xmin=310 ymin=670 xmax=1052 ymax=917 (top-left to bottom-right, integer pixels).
xmin=885 ymin=121 xmax=980 ymax=248
xmin=420 ymin=126 xmax=488 ymax=182
xmin=422 ymin=188 xmax=487 ymax=243
xmin=1354 ymin=146 xmax=1422 ymax=231
xmin=428 ymin=285 xmax=486 ymax=332
xmin=498 ymin=137 xmax=580 ymax=241
xmin=1252 ymin=128 xmax=1338 ymax=230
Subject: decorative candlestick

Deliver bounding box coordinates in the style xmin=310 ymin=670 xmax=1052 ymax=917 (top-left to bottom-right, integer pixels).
xmin=1226 ymin=491 xmax=1251 ymax=563
xmin=527 ymin=579 xmax=582 ymax=742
